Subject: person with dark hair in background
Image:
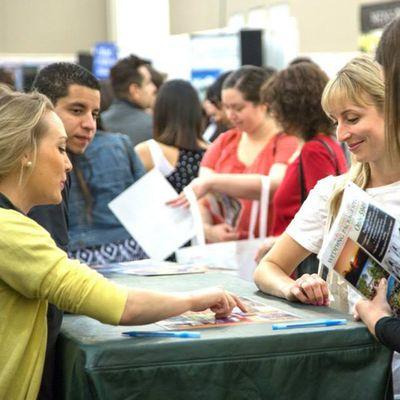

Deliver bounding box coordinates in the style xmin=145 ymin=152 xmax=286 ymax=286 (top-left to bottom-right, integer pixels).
xmin=102 ymin=54 xmax=156 ymax=146
xmin=30 ymin=62 xmax=101 ymax=399
xmin=288 ymin=56 xmax=316 ymax=66
xmin=147 ymin=64 xmax=167 ymax=111
xmin=135 ymin=79 xmax=207 ymax=193
xmin=148 ymin=65 xmax=167 ymax=91
xmin=198 ymin=66 xmax=298 ymax=243
xmin=202 ymin=71 xmax=233 ymax=143
xmin=98 ymin=79 xmax=114 ymax=112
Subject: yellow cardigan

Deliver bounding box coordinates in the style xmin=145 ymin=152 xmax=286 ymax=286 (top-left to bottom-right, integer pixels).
xmin=0 ymin=208 xmax=128 ymax=400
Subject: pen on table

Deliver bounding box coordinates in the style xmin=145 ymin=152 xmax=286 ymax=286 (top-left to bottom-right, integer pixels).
xmin=122 ymin=330 xmax=201 ymax=338
xmin=272 ymin=318 xmax=347 ymax=331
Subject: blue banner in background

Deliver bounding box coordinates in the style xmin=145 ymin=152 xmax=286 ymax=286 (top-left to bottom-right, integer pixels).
xmin=191 ymin=69 xmax=221 ymax=99
xmin=93 ymin=42 xmax=118 ymax=80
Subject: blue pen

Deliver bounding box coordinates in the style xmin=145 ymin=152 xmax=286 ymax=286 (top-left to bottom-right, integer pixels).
xmin=122 ymin=330 xmax=201 ymax=338
xmin=272 ymin=318 xmax=347 ymax=330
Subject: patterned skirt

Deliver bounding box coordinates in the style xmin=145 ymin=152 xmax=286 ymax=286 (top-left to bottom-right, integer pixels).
xmin=68 ymin=238 xmax=148 ymax=266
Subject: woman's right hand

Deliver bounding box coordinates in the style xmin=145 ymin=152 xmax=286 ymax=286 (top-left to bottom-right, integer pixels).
xmin=189 ymin=287 xmax=247 ymax=318
xmin=286 ymin=273 xmax=330 ymax=306
xmin=166 ymin=177 xmax=212 ymax=208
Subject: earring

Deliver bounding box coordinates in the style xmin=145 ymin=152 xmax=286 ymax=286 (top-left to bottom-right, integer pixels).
xmin=26 ymin=161 xmax=32 ymax=168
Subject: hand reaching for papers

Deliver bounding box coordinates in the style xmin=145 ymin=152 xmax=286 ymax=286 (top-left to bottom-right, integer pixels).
xmin=120 ymin=286 xmax=247 ymax=325
xmin=353 ymin=278 xmax=392 ymax=337
xmin=166 ymin=177 xmax=212 ymax=208
xmin=288 ymin=273 xmax=330 ymax=306
xmin=189 ymin=287 xmax=247 ymax=318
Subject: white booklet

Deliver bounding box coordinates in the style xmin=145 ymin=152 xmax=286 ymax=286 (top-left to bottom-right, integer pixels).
xmin=108 ymin=169 xmax=195 ymax=260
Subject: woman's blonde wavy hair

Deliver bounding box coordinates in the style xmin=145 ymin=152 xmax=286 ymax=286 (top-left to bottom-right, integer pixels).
xmin=0 ymin=85 xmax=53 ymax=184
xmin=321 ymin=55 xmax=384 ymax=219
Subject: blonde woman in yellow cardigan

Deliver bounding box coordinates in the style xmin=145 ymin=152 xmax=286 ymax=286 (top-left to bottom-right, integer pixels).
xmin=0 ymin=87 xmax=244 ymax=400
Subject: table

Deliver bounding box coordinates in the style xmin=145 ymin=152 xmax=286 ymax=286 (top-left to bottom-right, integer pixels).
xmin=57 ymin=272 xmax=392 ymax=400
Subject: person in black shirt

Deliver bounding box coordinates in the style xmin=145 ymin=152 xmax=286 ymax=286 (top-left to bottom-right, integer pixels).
xmin=29 ymin=62 xmax=101 ymax=400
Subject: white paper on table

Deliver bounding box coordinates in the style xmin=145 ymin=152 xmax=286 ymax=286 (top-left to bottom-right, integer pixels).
xmin=108 ymin=169 xmax=195 ymax=260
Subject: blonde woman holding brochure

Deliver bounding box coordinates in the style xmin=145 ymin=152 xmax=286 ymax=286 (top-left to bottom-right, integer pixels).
xmin=252 ymin=35 xmax=400 ymax=399
xmin=253 ymin=55 xmax=393 ymax=306
xmin=0 ymin=87 xmax=244 ymax=400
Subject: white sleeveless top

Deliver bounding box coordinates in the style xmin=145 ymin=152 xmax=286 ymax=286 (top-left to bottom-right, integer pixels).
xmin=147 ymin=139 xmax=175 ymax=177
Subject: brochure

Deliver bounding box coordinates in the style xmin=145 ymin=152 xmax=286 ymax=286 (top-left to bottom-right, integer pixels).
xmin=208 ymin=192 xmax=242 ymax=228
xmin=92 ymin=260 xmax=207 ymax=276
xmin=319 ymin=182 xmax=400 ymax=315
xmin=157 ymin=296 xmax=300 ymax=330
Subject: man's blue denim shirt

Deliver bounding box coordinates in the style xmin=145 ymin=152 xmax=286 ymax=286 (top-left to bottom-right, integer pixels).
xmin=68 ymin=131 xmax=145 ymax=251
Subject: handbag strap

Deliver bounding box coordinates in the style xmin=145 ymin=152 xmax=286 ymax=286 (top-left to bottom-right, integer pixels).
xmin=248 ymin=176 xmax=270 ymax=240
xmin=299 ymin=137 xmax=340 ymax=204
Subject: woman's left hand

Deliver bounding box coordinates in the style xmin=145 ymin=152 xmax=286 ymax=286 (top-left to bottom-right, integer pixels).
xmin=288 ymin=273 xmax=330 ymax=305
xmin=354 ymin=278 xmax=392 ymax=337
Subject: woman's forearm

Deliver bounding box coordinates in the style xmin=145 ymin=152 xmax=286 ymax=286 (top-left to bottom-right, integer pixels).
xmin=208 ymin=174 xmax=262 ymax=200
xmin=120 ymin=289 xmax=192 ymax=325
xmin=119 ymin=287 xmax=244 ymax=325
xmin=253 ymin=233 xmax=311 ymax=300
xmin=254 ymin=260 xmax=296 ymax=299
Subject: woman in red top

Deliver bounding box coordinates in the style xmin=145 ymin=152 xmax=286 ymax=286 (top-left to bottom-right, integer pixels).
xmin=200 ymin=66 xmax=298 ymax=242
xmin=170 ymin=63 xmax=347 ymax=259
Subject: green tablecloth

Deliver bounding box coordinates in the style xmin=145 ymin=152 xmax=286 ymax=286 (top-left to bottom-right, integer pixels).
xmin=57 ymin=272 xmax=392 ymax=400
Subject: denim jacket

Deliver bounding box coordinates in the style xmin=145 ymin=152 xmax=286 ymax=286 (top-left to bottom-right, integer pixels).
xmin=68 ymin=131 xmax=145 ymax=251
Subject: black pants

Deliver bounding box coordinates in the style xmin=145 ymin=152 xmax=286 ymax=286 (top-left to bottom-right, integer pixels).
xmin=37 ymin=304 xmax=63 ymax=400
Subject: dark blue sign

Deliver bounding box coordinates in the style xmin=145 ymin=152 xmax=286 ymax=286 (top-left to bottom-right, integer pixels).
xmin=92 ymin=42 xmax=118 ymax=80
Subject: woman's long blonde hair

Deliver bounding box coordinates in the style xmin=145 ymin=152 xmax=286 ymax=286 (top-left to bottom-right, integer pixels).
xmin=0 ymin=85 xmax=53 ymax=183
xmin=321 ymin=55 xmax=384 ymax=218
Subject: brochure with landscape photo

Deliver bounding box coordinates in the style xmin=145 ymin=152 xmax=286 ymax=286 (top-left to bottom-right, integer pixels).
xmin=319 ymin=183 xmax=400 ymax=316
xmin=157 ymin=296 xmax=300 ymax=330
